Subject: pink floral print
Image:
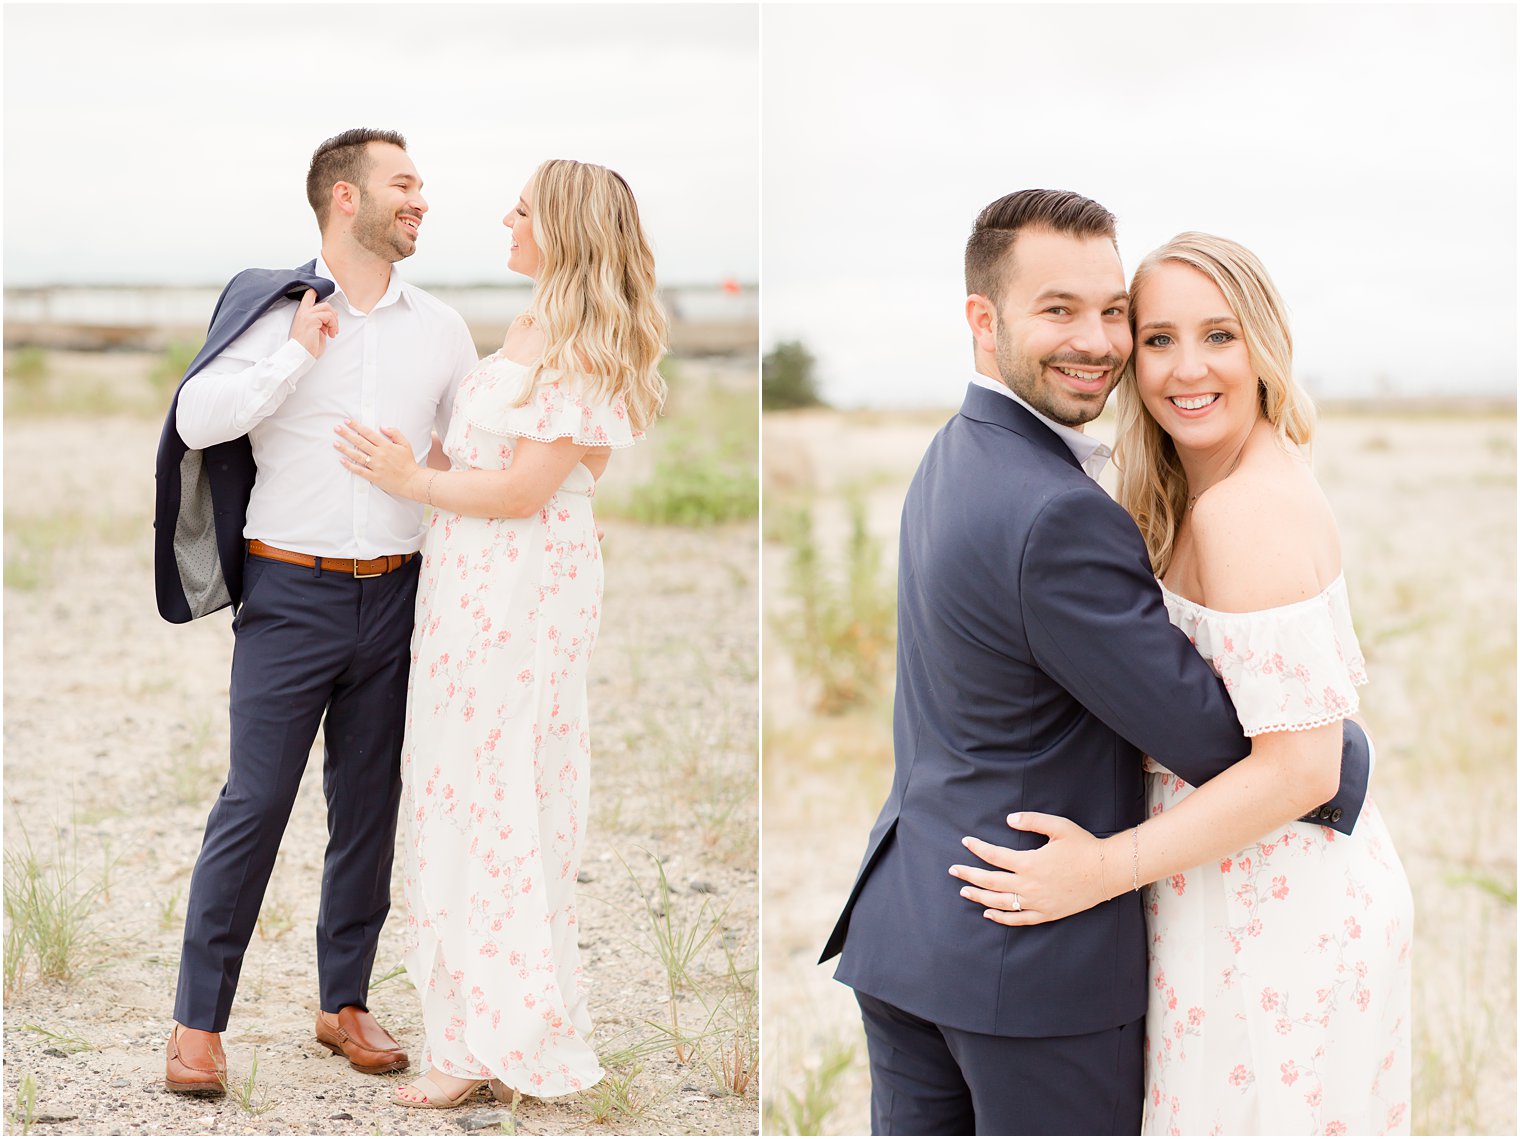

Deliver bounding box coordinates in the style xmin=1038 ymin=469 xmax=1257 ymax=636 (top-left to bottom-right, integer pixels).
xmin=1141 ymin=579 xmax=1412 ymax=1135
xmin=1162 ymin=575 xmax=1368 ymax=735
xmin=399 ymin=357 xmax=636 ymax=1097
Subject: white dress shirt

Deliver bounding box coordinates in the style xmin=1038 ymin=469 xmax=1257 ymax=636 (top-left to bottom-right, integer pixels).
xmin=969 ymin=371 xmax=1112 ymax=481
xmin=177 ymin=257 xmax=479 ymax=557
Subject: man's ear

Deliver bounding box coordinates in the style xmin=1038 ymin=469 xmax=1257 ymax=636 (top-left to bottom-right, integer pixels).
xmin=966 ymin=294 xmax=999 ymax=355
xmin=331 ymin=180 xmax=360 ymax=222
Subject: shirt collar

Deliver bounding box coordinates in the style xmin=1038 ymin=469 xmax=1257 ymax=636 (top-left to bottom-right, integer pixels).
xmin=969 ymin=370 xmax=1112 ymax=480
xmin=313 ymin=254 xmax=409 ymax=314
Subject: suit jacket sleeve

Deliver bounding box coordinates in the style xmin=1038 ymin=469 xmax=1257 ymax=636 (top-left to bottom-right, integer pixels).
xmin=1020 ymin=484 xmax=1370 ymax=833
xmin=1021 ymin=484 xmax=1250 ymax=782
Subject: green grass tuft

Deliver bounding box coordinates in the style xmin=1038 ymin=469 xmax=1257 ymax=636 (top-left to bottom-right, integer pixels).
xmin=3 ymin=824 xmax=111 ymax=996
xmin=7 ymin=1072 xmax=38 ymax=1135
xmin=771 ymin=494 xmax=896 ymax=714
xmin=8 ymin=347 xmax=48 ymax=389
xmin=583 ymin=1060 xmax=644 ymax=1124
xmin=227 ymin=1048 xmax=272 ymax=1116
xmin=602 ymin=371 xmax=758 ymax=526
xmin=17 ymin=1025 xmax=95 ymax=1054
xmin=763 ymin=1037 xmax=856 ymax=1135
xmin=149 ymin=340 xmax=201 ymax=399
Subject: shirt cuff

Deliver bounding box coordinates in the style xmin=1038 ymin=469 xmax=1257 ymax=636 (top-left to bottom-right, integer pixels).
xmin=251 ymin=337 xmax=318 ymax=406
xmin=275 ymin=337 xmax=317 ymax=374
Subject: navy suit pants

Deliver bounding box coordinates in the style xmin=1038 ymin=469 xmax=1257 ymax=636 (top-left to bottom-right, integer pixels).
xmin=856 ymin=991 xmax=1143 ymax=1135
xmin=174 ymin=552 xmax=419 ymax=1031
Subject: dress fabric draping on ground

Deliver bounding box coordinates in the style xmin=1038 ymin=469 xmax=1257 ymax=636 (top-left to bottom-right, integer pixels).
xmin=1142 ymin=576 xmax=1413 ymax=1136
xmin=399 ymin=353 xmax=638 ymax=1096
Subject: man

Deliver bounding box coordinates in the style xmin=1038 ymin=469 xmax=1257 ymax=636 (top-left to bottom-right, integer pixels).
xmin=819 ymin=190 xmax=1371 ymax=1135
xmin=158 ymin=129 xmax=479 ymax=1094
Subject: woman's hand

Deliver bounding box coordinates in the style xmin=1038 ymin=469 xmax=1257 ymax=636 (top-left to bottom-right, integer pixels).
xmin=949 ymin=812 xmax=1116 ymax=926
xmin=335 ymin=420 xmax=426 ymax=500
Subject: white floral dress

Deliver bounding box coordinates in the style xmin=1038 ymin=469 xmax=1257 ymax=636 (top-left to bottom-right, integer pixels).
xmin=399 ymin=353 xmax=638 ymax=1096
xmin=1143 ymin=576 xmax=1413 ymax=1136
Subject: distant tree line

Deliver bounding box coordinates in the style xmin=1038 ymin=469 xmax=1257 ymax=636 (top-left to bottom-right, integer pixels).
xmin=762 ymin=340 xmax=828 ymax=410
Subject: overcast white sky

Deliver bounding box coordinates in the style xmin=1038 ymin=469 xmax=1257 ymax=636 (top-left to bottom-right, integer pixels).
xmin=3 ymin=3 xmax=758 ymax=287
xmin=763 ymin=3 xmax=1517 ymax=403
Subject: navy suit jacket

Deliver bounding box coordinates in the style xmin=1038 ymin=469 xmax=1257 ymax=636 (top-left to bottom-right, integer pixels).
xmin=823 ymin=382 xmax=1370 ymax=1038
xmin=153 ymin=263 xmax=334 ymax=623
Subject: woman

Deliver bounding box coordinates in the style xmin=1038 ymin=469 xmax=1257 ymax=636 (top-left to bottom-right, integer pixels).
xmin=951 ymin=234 xmax=1412 ymax=1135
xmin=334 ymin=159 xmax=667 ymax=1109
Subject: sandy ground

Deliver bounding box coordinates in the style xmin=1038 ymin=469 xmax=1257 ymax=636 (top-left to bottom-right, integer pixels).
xmin=2 ymin=355 xmax=759 ymax=1136
xmin=761 ymin=405 xmax=1517 ymax=1136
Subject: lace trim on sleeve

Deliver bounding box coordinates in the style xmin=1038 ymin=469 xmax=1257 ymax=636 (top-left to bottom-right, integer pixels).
xmin=464 ymin=363 xmax=641 ymax=448
xmin=1165 ymin=579 xmax=1367 ymax=738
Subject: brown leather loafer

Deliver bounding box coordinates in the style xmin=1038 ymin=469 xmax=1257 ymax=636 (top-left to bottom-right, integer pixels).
xmin=165 ymin=1024 xmax=226 ymax=1095
xmin=315 ymin=1006 xmax=408 ymax=1074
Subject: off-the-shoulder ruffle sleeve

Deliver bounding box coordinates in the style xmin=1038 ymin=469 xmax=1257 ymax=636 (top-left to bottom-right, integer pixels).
xmin=464 ymin=365 xmax=641 ymax=449
xmin=1162 ymin=578 xmax=1367 ymax=736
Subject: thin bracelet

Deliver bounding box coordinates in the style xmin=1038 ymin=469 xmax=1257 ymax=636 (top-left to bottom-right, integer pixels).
xmin=425 ymin=470 xmax=439 ymax=507
xmin=1096 ymin=841 xmax=1108 ymax=901
xmin=1130 ymin=826 xmax=1140 ymax=892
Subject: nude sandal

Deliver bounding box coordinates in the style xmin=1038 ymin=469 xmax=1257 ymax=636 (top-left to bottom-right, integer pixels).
xmin=391 ymin=1073 xmax=487 ymax=1109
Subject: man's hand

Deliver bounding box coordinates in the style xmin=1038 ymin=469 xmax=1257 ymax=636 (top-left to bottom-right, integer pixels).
xmin=291 ymin=289 xmax=339 ymax=358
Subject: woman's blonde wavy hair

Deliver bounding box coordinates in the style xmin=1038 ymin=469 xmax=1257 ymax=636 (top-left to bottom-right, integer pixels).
xmin=1114 ymin=232 xmax=1316 ymax=576
xmin=517 ymin=159 xmax=668 ymax=432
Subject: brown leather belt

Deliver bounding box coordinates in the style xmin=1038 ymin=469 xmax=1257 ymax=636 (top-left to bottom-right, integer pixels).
xmin=247 ymin=539 xmax=418 ymax=580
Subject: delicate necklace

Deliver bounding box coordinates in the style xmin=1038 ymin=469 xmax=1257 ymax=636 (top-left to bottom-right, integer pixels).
xmin=1184 ymin=452 xmax=1245 ymax=512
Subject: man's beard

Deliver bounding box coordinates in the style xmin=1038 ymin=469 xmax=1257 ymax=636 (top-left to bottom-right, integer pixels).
xmin=995 ymin=321 xmax=1120 ymax=429
xmin=352 ymin=194 xmax=416 ymax=263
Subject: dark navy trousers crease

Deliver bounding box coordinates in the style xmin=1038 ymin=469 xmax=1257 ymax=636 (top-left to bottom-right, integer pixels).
xmin=857 ymin=991 xmax=1143 ymax=1136
xmin=174 ymin=553 xmax=419 ymax=1031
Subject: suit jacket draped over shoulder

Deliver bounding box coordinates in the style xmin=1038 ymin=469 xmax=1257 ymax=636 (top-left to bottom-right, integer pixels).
xmin=152 ymin=263 xmax=334 ymax=623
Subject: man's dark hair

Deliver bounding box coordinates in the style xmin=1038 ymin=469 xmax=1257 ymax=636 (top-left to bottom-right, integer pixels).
xmin=306 ymin=128 xmax=408 ymax=229
xmin=964 ymin=189 xmax=1117 ymax=302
